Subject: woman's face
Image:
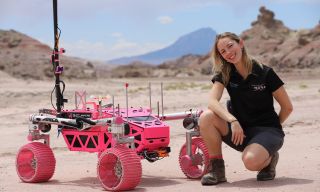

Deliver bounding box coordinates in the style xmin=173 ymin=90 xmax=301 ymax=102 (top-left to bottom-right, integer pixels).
xmin=217 ymin=37 xmax=243 ymax=65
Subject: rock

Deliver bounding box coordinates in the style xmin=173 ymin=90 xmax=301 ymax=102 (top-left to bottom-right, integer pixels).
xmin=0 ymin=30 xmax=98 ymax=80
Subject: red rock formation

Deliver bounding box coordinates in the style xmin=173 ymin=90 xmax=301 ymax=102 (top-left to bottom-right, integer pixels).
xmin=0 ymin=30 xmax=96 ymax=80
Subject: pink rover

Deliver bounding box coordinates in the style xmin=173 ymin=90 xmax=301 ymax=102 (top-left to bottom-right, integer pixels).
xmin=15 ymin=0 xmax=211 ymax=191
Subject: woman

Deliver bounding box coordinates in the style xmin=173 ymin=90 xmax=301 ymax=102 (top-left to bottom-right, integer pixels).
xmin=200 ymin=32 xmax=293 ymax=185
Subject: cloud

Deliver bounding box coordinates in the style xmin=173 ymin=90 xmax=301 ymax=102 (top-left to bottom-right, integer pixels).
xmin=60 ymin=40 xmax=109 ymax=61
xmin=111 ymin=32 xmax=123 ymax=38
xmin=157 ymin=16 xmax=174 ymax=24
xmin=109 ymin=38 xmax=167 ymax=59
xmin=60 ymin=38 xmax=166 ymax=61
xmin=111 ymin=39 xmax=138 ymax=51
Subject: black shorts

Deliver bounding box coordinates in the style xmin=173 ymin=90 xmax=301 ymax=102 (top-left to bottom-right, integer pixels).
xmin=222 ymin=124 xmax=284 ymax=156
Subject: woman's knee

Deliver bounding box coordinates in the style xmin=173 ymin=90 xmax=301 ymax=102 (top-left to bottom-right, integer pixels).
xmin=199 ymin=110 xmax=214 ymax=122
xmin=199 ymin=110 xmax=220 ymax=124
xmin=199 ymin=110 xmax=216 ymax=133
xmin=199 ymin=110 xmax=228 ymax=135
xmin=242 ymin=153 xmax=262 ymax=171
xmin=242 ymin=144 xmax=270 ymax=171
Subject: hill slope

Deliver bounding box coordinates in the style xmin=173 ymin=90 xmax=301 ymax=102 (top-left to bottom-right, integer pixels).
xmin=108 ymin=27 xmax=216 ymax=65
xmin=0 ymin=30 xmax=96 ymax=80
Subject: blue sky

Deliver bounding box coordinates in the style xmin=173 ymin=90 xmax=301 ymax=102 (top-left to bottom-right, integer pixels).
xmin=1 ymin=0 xmax=319 ymax=61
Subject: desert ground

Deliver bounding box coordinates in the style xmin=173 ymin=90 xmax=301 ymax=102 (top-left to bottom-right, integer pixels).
xmin=0 ymin=71 xmax=319 ymax=192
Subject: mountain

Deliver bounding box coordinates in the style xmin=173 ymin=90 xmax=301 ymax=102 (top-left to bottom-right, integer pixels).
xmin=108 ymin=27 xmax=216 ymax=65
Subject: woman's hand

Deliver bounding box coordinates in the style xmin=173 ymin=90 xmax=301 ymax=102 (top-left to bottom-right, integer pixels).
xmin=230 ymin=121 xmax=245 ymax=146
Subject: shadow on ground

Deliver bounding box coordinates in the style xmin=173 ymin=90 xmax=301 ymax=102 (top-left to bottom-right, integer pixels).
xmin=216 ymin=177 xmax=313 ymax=188
xmin=37 ymin=174 xmax=183 ymax=191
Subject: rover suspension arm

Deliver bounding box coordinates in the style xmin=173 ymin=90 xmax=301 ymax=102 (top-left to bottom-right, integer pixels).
xmin=159 ymin=109 xmax=203 ymax=121
xmin=29 ymin=114 xmax=112 ymax=130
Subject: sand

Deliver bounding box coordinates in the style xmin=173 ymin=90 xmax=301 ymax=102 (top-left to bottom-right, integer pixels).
xmin=0 ymin=71 xmax=319 ymax=192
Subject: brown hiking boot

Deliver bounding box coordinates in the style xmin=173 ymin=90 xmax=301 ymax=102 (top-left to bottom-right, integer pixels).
xmin=257 ymin=152 xmax=279 ymax=181
xmin=201 ymin=159 xmax=227 ymax=185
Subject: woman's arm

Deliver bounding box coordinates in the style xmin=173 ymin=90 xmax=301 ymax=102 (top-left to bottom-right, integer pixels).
xmin=208 ymin=81 xmax=244 ymax=145
xmin=208 ymin=82 xmax=237 ymax=123
xmin=273 ymin=86 xmax=293 ymax=124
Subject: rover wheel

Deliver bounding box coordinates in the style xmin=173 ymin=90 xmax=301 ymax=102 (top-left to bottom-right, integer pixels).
xmin=16 ymin=142 xmax=56 ymax=182
xmin=179 ymin=137 xmax=210 ymax=179
xmin=97 ymin=145 xmax=142 ymax=191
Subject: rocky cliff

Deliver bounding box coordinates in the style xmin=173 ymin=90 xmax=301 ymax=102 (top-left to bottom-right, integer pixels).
xmin=0 ymin=30 xmax=96 ymax=80
xmin=241 ymin=6 xmax=320 ymax=71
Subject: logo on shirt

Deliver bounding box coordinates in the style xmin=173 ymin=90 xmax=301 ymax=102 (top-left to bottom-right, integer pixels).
xmin=230 ymin=82 xmax=239 ymax=88
xmin=251 ymin=84 xmax=266 ymax=91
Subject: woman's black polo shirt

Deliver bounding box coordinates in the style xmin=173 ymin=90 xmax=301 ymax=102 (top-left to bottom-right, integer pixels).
xmin=212 ymin=61 xmax=284 ymax=131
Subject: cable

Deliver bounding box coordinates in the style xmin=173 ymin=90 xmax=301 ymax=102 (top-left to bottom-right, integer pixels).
xmin=51 ymin=86 xmax=56 ymax=111
xmin=50 ymin=26 xmax=66 ymax=112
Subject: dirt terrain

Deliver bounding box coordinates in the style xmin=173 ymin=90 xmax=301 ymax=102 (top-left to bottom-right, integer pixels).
xmin=0 ymin=72 xmax=319 ymax=191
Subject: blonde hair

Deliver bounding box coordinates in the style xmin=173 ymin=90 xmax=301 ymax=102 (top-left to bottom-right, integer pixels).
xmin=212 ymin=32 xmax=253 ymax=85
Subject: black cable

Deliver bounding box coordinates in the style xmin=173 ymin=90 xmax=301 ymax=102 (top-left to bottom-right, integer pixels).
xmin=51 ymin=86 xmax=56 ymax=111
xmin=60 ymin=80 xmax=66 ymax=110
xmin=50 ymin=26 xmax=65 ymax=112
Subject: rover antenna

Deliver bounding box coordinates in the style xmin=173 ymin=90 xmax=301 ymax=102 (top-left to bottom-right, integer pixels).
xmin=52 ymin=0 xmax=67 ymax=113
